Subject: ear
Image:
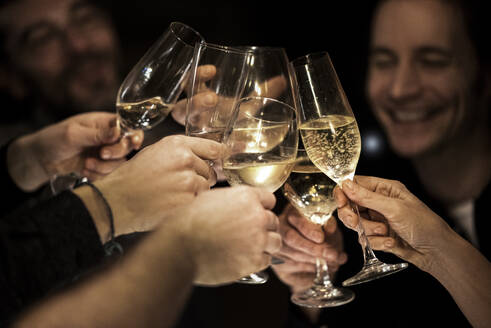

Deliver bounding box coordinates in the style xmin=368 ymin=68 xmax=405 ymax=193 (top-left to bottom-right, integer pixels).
xmin=0 ymin=64 xmax=27 ymax=99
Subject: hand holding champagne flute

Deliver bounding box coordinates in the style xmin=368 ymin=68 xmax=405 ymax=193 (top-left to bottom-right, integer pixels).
xmin=283 ymin=149 xmax=355 ymax=307
xmin=292 ymin=51 xmax=408 ymax=287
xmin=222 ymin=96 xmax=299 ymax=284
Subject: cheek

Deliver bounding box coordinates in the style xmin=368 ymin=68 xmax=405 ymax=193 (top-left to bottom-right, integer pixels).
xmin=19 ymin=45 xmax=67 ymax=82
xmin=88 ymin=27 xmax=118 ymax=53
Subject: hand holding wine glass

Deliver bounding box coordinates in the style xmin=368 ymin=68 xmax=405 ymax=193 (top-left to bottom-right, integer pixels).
xmin=222 ymin=96 xmax=298 ymax=283
xmin=282 ymin=149 xmax=354 ymax=307
xmin=292 ymin=51 xmax=408 ymax=287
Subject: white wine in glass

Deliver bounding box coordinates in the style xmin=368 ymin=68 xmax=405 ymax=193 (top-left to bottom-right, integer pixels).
xmin=222 ymin=96 xmax=298 ymax=284
xmin=283 ymin=149 xmax=355 ymax=307
xmin=117 ymin=22 xmax=204 ymax=136
xmin=292 ymin=51 xmax=408 ymax=287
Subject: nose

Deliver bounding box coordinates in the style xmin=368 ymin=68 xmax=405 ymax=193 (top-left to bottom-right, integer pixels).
xmin=65 ymin=28 xmax=92 ymax=54
xmin=389 ymin=60 xmax=422 ymax=101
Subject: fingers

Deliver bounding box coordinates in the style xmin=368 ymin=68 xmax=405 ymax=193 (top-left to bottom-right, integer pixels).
xmin=276 ymin=244 xmax=319 ymax=264
xmin=368 ymin=236 xmax=417 ymax=264
xmin=282 ymin=226 xmax=331 ymax=260
xmin=250 ymin=187 xmax=276 ymax=210
xmin=99 ymin=133 xmax=142 ymax=160
xmin=287 ymin=209 xmax=325 ymax=243
xmin=180 ymin=135 xmax=225 ymax=161
xmin=340 ymin=179 xmax=403 ymax=218
xmin=264 ymin=231 xmax=282 ymax=255
xmin=265 ymin=211 xmax=280 ymax=231
xmin=249 ymin=75 xmax=287 ymax=99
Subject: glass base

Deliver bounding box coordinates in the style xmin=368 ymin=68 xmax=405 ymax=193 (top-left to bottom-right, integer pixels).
xmin=236 ymin=271 xmax=268 ymax=284
xmin=342 ymin=259 xmax=408 ymax=286
xmin=291 ymin=285 xmax=355 ymax=308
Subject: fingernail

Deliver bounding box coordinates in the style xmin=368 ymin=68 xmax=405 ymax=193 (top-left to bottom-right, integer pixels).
xmin=101 ymin=150 xmax=111 ymax=159
xmin=374 ymin=226 xmax=384 ymax=234
xmin=384 ymin=239 xmax=394 ymax=247
xmin=343 ymin=179 xmax=354 ymax=191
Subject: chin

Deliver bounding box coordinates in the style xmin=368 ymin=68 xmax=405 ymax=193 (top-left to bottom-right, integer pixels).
xmin=388 ymin=134 xmax=440 ymax=159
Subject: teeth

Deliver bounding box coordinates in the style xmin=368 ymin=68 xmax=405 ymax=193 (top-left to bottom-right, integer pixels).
xmin=392 ymin=110 xmax=428 ymax=122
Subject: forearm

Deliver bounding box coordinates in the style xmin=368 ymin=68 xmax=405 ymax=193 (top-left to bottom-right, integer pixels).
xmin=427 ymin=230 xmax=491 ymax=328
xmin=12 ymin=226 xmax=196 ymax=328
xmin=6 ymin=134 xmax=48 ymax=192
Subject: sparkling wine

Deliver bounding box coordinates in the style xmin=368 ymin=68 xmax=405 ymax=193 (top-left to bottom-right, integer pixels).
xmin=117 ymin=96 xmax=173 ymax=131
xmin=284 ymin=160 xmax=337 ymax=225
xmin=223 ymin=153 xmax=295 ymax=192
xmin=300 ymin=115 xmax=361 ymax=184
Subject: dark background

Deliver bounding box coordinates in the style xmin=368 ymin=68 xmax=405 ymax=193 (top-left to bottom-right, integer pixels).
xmin=103 ymin=0 xmax=380 ymax=134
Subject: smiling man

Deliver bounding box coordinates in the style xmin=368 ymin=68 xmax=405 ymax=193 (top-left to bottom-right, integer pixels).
xmin=0 ymin=0 xmax=121 ymax=144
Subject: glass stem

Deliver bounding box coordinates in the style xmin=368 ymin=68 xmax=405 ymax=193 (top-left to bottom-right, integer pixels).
xmin=351 ymin=200 xmax=378 ymax=264
xmin=314 ymin=257 xmax=333 ymax=288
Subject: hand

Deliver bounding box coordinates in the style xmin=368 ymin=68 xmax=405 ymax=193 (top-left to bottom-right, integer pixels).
xmin=272 ymin=203 xmax=347 ymax=293
xmin=171 ymin=65 xmax=217 ymax=126
xmin=7 ymin=112 xmax=143 ymax=191
xmin=163 ymin=185 xmax=281 ymax=285
xmin=335 ymin=176 xmax=454 ymax=272
xmin=93 ymin=135 xmax=224 ymax=237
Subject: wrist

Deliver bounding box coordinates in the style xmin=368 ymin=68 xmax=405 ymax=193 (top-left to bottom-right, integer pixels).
xmin=73 ymin=185 xmax=111 ymax=244
xmin=422 ymin=224 xmax=461 ymax=276
xmin=7 ymin=134 xmax=48 ymax=191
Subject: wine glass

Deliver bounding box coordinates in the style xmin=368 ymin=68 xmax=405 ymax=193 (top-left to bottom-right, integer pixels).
xmin=50 ymin=22 xmax=203 ymax=195
xmin=222 ymin=96 xmax=298 ymax=284
xmin=291 ymin=51 xmax=408 ymax=286
xmin=117 ymin=22 xmax=204 ymax=136
xmin=185 ymin=42 xmax=253 ymax=142
xmin=283 ymin=148 xmax=355 ymax=307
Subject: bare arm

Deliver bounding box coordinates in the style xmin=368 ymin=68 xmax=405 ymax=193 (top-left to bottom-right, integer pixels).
xmin=336 ymin=176 xmax=491 ymax=328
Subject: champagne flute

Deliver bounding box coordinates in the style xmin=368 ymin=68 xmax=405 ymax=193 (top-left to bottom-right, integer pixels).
xmin=222 ymin=96 xmax=298 ymax=284
xmin=292 ymin=51 xmax=408 ymax=286
xmin=51 ymin=22 xmax=204 ymax=195
xmin=283 ymin=149 xmax=355 ymax=307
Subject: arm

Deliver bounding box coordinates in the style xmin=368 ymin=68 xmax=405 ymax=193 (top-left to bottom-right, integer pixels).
xmin=11 ymin=186 xmax=282 ymax=328
xmin=0 ymin=191 xmax=105 ymax=324
xmin=6 ymin=112 xmax=142 ymax=192
xmin=336 ymin=176 xmax=491 ymax=328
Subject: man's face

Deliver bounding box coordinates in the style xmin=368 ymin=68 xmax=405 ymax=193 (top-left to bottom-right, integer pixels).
xmin=1 ymin=0 xmax=120 ymax=114
xmin=366 ymin=0 xmax=478 ymax=158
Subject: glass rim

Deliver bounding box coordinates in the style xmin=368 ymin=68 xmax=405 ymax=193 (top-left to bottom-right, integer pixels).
xmin=169 ymin=21 xmax=205 ymax=47
xmin=291 ymin=51 xmax=332 ymax=67
xmin=195 ymin=41 xmax=257 ymax=55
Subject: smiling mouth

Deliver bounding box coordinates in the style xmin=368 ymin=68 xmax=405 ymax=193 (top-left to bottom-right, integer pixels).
xmin=387 ymin=107 xmax=442 ymax=123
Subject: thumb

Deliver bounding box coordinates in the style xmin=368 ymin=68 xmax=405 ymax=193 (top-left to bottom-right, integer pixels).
xmin=74 ymin=124 xmax=118 ymax=148
xmin=341 ymin=179 xmax=399 ymax=221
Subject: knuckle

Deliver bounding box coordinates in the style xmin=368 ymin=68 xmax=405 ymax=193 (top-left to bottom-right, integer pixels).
xmin=283 ymin=228 xmax=298 ymax=244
